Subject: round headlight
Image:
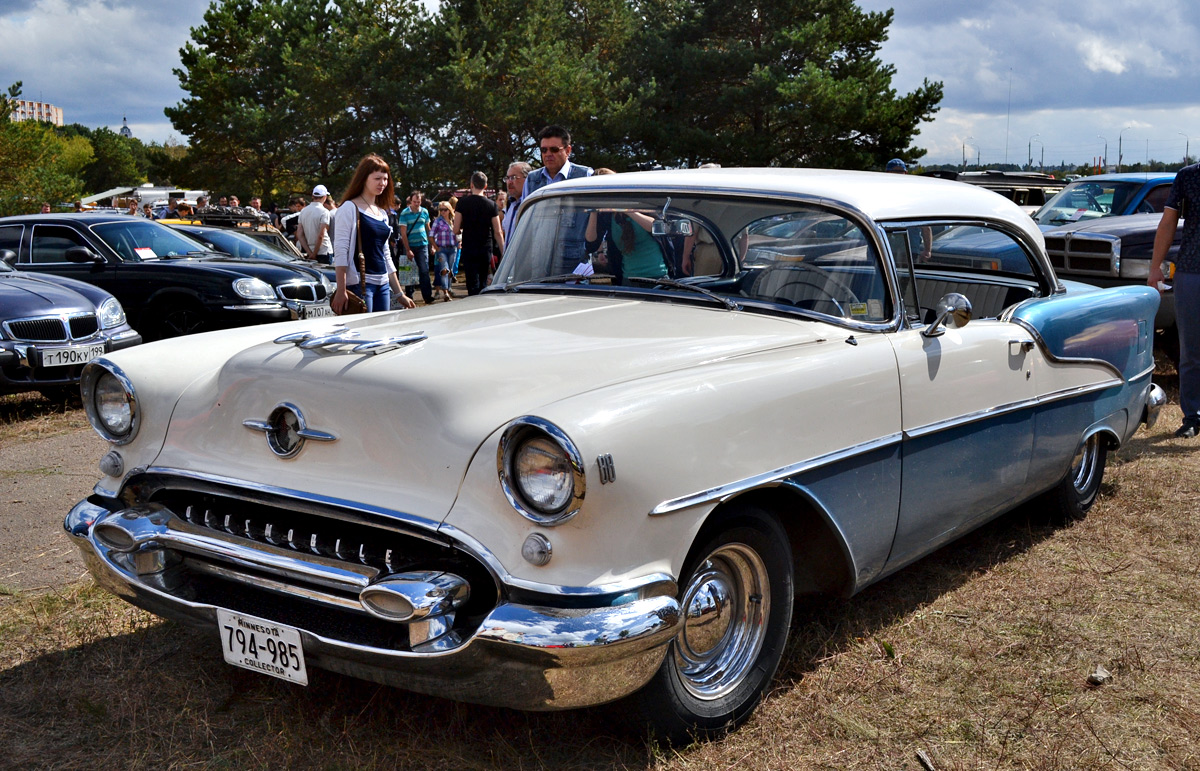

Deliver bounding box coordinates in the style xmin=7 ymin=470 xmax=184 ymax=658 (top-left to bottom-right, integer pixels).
xmin=94 ymin=372 xmax=133 ymax=436
xmin=82 ymin=362 xmax=139 ymax=445
xmin=498 ymin=418 xmax=585 ymax=525
xmin=233 ymin=277 xmax=276 ymax=300
xmin=98 ymin=296 xmax=126 ymax=328
xmin=514 ymin=435 xmax=574 ymax=512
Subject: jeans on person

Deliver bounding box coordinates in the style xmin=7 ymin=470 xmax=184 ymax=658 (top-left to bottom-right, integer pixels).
xmin=364 ymin=282 xmax=391 ymax=313
xmin=435 ymin=248 xmax=455 ymax=290
xmin=1176 ymin=271 xmax=1200 ymax=420
xmin=405 ymin=243 xmax=433 ymax=304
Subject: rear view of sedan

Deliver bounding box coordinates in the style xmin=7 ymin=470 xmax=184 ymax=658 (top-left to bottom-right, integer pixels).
xmin=0 ymin=258 xmax=140 ymax=398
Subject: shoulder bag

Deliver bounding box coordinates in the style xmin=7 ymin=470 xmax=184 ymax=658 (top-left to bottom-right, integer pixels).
xmin=336 ymin=208 xmax=368 ymax=315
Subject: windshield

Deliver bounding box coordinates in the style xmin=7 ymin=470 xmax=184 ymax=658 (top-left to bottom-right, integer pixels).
xmin=181 ymin=227 xmax=294 ymax=262
xmin=1033 ymin=180 xmax=1145 ymax=225
xmin=493 ymin=192 xmax=892 ymax=323
xmin=90 ymin=219 xmax=211 ymax=262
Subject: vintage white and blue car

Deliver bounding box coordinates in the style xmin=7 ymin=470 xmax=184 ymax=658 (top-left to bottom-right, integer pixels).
xmin=66 ymin=169 xmax=1164 ymax=740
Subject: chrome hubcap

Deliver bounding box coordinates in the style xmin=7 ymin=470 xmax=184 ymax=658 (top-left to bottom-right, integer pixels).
xmin=1071 ymin=435 xmax=1100 ymax=494
xmin=674 ymin=543 xmax=769 ymax=699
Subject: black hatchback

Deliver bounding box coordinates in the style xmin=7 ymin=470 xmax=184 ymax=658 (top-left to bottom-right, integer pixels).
xmin=0 ymin=214 xmax=336 ymax=340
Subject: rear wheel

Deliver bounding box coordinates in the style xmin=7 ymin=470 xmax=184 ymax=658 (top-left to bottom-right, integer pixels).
xmin=1043 ymin=433 xmax=1108 ymax=523
xmin=632 ymin=505 xmax=793 ymax=742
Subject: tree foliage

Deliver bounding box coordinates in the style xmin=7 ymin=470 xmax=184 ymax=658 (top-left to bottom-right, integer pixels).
xmin=150 ymin=0 xmax=942 ymax=194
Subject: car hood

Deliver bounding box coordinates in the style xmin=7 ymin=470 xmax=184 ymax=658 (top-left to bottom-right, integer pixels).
xmin=157 ymin=294 xmax=828 ymax=520
xmin=165 ymin=255 xmax=325 ymax=283
xmin=1043 ymin=212 xmax=1164 ymax=237
xmin=0 ymin=273 xmax=93 ymax=316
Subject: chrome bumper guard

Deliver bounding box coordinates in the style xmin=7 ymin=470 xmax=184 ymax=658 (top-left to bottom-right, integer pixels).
xmin=1143 ymin=382 xmax=1167 ymax=429
xmin=65 ymin=500 xmax=681 ymax=710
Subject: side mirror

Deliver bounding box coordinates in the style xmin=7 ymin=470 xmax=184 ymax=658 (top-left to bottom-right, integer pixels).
xmin=0 ymin=249 xmax=15 ymax=265
xmin=923 ymin=292 xmax=972 ymax=338
xmin=64 ymin=246 xmax=103 ymax=264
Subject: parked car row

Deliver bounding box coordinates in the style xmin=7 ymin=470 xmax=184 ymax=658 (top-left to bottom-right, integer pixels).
xmin=0 ymin=213 xmax=337 ymax=397
xmin=65 ymin=168 xmax=1164 ymax=741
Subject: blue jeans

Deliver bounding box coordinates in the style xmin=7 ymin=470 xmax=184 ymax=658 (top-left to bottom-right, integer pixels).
xmin=405 ymin=244 xmax=433 ymax=304
xmin=1176 ymin=271 xmax=1200 ymax=420
xmin=435 ymin=248 xmax=455 ymax=290
xmin=364 ymin=282 xmax=391 ymax=313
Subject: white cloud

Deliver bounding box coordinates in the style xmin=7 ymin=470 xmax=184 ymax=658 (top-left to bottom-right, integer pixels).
xmin=0 ymin=0 xmax=206 ymax=142
xmin=1078 ymin=38 xmax=1128 ymax=75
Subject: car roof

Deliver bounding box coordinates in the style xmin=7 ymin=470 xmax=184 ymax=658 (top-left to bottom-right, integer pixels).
xmin=0 ymin=213 xmax=154 ymax=226
xmin=1066 ymin=172 xmax=1176 ymax=183
xmin=538 ymin=167 xmax=1044 ymax=244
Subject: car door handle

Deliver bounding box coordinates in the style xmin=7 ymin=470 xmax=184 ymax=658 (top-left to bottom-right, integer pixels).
xmin=1009 ymin=339 xmax=1035 ymax=354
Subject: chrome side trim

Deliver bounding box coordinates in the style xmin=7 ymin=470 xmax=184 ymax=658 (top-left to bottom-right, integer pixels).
xmin=903 ymin=379 xmax=1124 ymax=440
xmin=650 ymin=433 xmax=903 ymax=516
xmin=1008 ymin=318 xmax=1126 ymax=379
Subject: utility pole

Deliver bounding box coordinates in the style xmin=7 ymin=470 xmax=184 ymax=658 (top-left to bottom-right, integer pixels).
xmin=1097 ymin=135 xmax=1107 ymax=172
xmin=1118 ymin=125 xmax=1132 ymax=173
xmin=1180 ymin=132 xmax=1190 ymax=166
xmin=1027 ymin=133 xmax=1040 ymax=170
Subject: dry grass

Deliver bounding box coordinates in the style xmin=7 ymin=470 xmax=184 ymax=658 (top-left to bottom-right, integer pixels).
xmin=2 ymin=369 xmax=1198 ymax=769
xmin=0 ymin=392 xmax=87 ymax=444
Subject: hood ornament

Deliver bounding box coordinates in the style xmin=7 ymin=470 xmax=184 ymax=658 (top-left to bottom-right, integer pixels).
xmin=274 ymin=326 xmax=427 ymax=354
xmin=243 ymin=403 xmax=336 ymax=458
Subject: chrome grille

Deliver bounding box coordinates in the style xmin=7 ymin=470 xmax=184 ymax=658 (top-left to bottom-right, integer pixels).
xmin=1043 ymin=234 xmax=1118 ymax=277
xmin=148 ymin=489 xmax=492 ymax=596
xmin=277 ymin=282 xmax=327 ymax=302
xmin=6 ymin=317 xmax=68 ymax=342
xmin=69 ymin=315 xmax=99 ymax=338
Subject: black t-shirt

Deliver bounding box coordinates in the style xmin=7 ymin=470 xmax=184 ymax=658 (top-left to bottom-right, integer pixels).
xmin=457 ymin=194 xmax=498 ymax=258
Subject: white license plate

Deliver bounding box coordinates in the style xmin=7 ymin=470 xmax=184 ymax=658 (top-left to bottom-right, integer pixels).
xmin=298 ymin=302 xmax=334 ymax=319
xmin=38 ymin=342 xmax=106 ymax=367
xmin=216 ymin=609 xmax=309 ymax=685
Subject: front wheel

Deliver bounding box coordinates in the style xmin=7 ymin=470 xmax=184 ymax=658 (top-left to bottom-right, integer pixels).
xmin=632 ymin=505 xmax=793 ymax=742
xmin=143 ymin=298 xmax=208 ymax=341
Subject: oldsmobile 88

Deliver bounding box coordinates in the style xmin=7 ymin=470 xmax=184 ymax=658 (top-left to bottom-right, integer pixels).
xmin=65 ymin=169 xmax=1163 ymax=740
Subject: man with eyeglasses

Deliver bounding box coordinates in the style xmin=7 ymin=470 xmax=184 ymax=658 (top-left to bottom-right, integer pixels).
xmin=522 ymin=125 xmax=594 ymax=271
xmin=502 ymin=161 xmax=532 ymax=243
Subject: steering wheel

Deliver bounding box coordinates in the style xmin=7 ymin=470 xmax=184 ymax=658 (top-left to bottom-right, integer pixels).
xmin=757 ymin=263 xmax=860 ymax=317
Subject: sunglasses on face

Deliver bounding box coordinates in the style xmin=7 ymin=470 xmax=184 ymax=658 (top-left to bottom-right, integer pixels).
xmin=502 ymin=175 xmax=526 ymax=182
xmin=539 ymin=146 xmax=565 ymax=155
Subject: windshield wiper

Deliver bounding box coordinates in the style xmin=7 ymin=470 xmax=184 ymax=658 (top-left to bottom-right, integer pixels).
xmin=497 ymin=272 xmax=616 ymax=291
xmin=625 ymin=276 xmax=741 ymax=311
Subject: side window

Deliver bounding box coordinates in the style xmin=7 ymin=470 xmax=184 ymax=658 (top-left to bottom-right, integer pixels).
xmin=30 ymin=225 xmax=88 ymax=264
xmin=896 ymin=222 xmax=1040 ymax=322
xmin=739 ymin=210 xmax=889 ymax=322
xmin=0 ymin=224 xmax=23 ymax=256
xmin=1138 ymin=184 xmax=1171 ymax=214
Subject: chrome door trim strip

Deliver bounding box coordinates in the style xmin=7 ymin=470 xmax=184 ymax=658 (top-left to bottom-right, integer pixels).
xmin=902 ymin=378 xmax=1123 ymax=440
xmin=650 ymin=433 xmax=904 ymax=516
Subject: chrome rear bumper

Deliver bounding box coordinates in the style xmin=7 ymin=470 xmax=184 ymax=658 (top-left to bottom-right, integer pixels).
xmin=65 ymin=499 xmax=680 ymax=710
xmin=1143 ymin=382 xmax=1167 ymax=429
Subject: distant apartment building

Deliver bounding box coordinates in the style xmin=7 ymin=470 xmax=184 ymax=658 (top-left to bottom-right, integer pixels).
xmin=10 ymin=99 xmax=64 ymax=126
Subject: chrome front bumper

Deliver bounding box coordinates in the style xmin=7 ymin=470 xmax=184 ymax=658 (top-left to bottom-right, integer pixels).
xmin=65 ymin=499 xmax=680 ymax=710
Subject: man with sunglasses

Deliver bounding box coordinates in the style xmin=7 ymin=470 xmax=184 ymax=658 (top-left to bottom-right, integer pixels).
xmin=522 ymin=125 xmax=594 ymax=271
xmin=502 ymin=161 xmax=532 ymax=243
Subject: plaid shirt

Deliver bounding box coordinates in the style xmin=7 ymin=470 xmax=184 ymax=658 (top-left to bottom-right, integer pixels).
xmin=431 ymin=216 xmax=457 ymax=249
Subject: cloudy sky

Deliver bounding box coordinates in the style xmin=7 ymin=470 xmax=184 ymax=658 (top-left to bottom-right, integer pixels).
xmin=3 ymin=0 xmax=1199 ymax=170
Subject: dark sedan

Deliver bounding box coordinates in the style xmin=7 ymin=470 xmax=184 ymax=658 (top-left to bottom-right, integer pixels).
xmin=0 ymin=259 xmax=140 ymax=397
xmin=0 ymin=214 xmax=335 ymax=341
xmin=171 ymin=223 xmax=337 ymax=283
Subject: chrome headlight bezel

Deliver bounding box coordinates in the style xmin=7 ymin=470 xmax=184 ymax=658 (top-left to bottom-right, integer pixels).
xmin=97 ymin=296 xmax=126 ymax=329
xmin=233 ymin=277 xmax=276 ymax=300
xmin=497 ymin=417 xmax=586 ymax=526
xmin=81 ymin=360 xmax=139 ymax=445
